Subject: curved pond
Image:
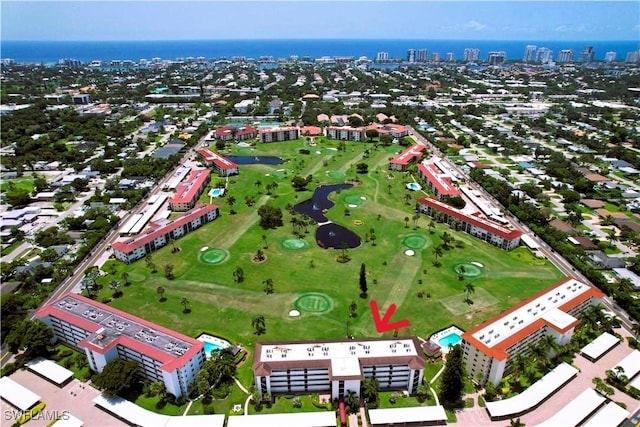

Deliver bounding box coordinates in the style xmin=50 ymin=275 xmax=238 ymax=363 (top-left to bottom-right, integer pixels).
xmin=225 ymin=155 xmax=284 ymax=165
xmin=294 ymin=183 xmax=361 ymax=249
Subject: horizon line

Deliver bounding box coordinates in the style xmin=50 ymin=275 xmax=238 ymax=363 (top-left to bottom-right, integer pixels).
xmin=3 ymin=38 xmax=639 ymax=43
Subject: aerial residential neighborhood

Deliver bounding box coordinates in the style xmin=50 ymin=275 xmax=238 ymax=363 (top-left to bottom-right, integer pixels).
xmin=1 ymin=2 xmax=640 ymax=426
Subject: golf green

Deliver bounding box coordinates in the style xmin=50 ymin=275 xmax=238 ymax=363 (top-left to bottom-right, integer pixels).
xmin=386 ymin=146 xmax=401 ymax=153
xmin=200 ymin=248 xmax=229 ymax=265
xmin=236 ymin=148 xmax=253 ymax=155
xmin=344 ymin=195 xmax=363 ymax=206
xmin=327 ymin=170 xmax=346 ymax=178
xmin=272 ymin=169 xmax=293 ymax=179
xmin=454 ymin=263 xmax=483 ymax=278
xmin=294 ymin=293 xmax=333 ymax=313
xmin=282 ymin=239 xmax=309 ymax=250
xmin=321 ymin=148 xmax=338 ymax=155
xmin=402 ymin=234 xmax=429 ymax=249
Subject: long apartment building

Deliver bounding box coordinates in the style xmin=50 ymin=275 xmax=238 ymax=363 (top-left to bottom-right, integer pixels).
xmin=213 ymin=125 xmax=257 ymax=141
xmin=389 ymin=143 xmax=427 ymax=171
xmin=417 ymin=159 xmax=461 ymax=199
xmin=168 ymin=168 xmax=210 ymax=212
xmin=259 ymin=126 xmax=299 ymax=143
xmin=112 ymin=203 xmax=219 ymax=263
xmin=35 ymin=294 xmax=206 ymax=398
xmin=461 ymin=278 xmax=604 ymax=385
xmin=417 ymin=197 xmax=521 ymax=250
xmin=326 ymin=123 xmax=410 ymax=142
xmin=253 ymin=337 xmax=425 ymax=400
xmin=197 ymin=148 xmax=239 ymax=176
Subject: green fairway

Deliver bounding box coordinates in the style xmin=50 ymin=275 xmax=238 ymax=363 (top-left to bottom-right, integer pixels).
xmin=98 ymin=137 xmax=565 ymax=406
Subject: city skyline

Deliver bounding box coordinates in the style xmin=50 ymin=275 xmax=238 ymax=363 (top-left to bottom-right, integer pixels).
xmin=1 ymin=1 xmax=639 ymax=42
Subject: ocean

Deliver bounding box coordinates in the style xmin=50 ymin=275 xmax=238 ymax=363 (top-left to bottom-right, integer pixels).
xmin=1 ymin=39 xmax=639 ymax=64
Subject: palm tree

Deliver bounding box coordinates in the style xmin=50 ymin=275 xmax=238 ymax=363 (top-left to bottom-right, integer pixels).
xmin=245 ymin=195 xmax=255 ymax=206
xmin=227 ymin=195 xmax=236 ymax=208
xmin=412 ymin=214 xmax=419 ymax=229
xmin=404 ymin=216 xmax=410 ymax=228
xmin=404 ymin=193 xmax=412 ymax=205
xmin=540 ymin=334 xmax=560 ymax=356
xmin=109 ymin=280 xmax=121 ymax=297
xmin=433 ymin=245 xmax=443 ymax=267
xmin=263 ymin=278 xmax=274 ymax=295
xmin=428 ymin=219 xmax=436 ymax=233
xmin=262 ymin=234 xmax=268 ymax=249
xmin=252 ymin=315 xmax=266 ymax=335
xmin=255 ymin=249 xmax=265 ymax=262
xmin=632 ymin=322 xmax=640 ymax=339
xmin=157 ymin=286 xmax=166 ymax=301
xmin=121 ymin=271 xmax=130 ymax=286
xmin=361 ymin=378 xmax=379 ymax=406
xmin=464 ymin=283 xmax=475 ymax=304
xmin=509 ymin=418 xmax=525 ymax=427
xmin=344 ymin=390 xmax=359 ymax=414
xmin=233 ymin=266 xmax=244 ymax=283
xmin=181 ymin=297 xmax=190 ymax=313
xmin=349 ymin=300 xmax=358 ymax=318
xmin=441 ymin=231 xmax=453 ymax=249
xmin=254 ymin=180 xmax=263 ymax=192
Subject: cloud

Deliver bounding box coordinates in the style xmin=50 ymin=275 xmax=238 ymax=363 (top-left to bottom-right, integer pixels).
xmin=464 ymin=20 xmax=488 ymax=31
xmin=554 ymin=24 xmax=587 ymax=33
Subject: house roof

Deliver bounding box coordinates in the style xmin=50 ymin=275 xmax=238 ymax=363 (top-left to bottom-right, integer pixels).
xmin=581 ymin=199 xmax=605 ymax=209
xmin=390 ymin=143 xmax=426 ymax=166
xmin=417 ymin=162 xmax=460 ymax=196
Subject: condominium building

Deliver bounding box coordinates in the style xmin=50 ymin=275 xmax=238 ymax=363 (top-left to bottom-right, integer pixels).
xmin=431 ymin=53 xmax=440 ymax=62
xmin=36 ymin=294 xmax=206 ymax=397
xmin=558 ymin=49 xmax=574 ymax=63
xmin=168 ymin=168 xmax=210 ymax=212
xmin=487 ymin=51 xmax=506 ymax=66
xmin=417 ymin=159 xmax=461 ymax=199
xmin=326 ymin=123 xmax=410 ymax=142
xmin=407 ymin=49 xmax=416 ymax=63
xmin=536 ymin=48 xmax=553 ymax=64
xmin=445 ymin=52 xmax=455 ymax=62
xmin=461 ymin=278 xmax=605 ymax=385
xmin=417 ymin=49 xmax=428 ymax=62
xmin=581 ymin=46 xmax=595 ymax=63
xmin=523 ymin=45 xmax=537 ymax=62
xmin=213 ymin=125 xmax=257 ymax=141
xmin=253 ymin=337 xmax=426 ymax=400
xmin=112 ymin=203 xmax=219 ymax=263
xmin=605 ymin=51 xmax=617 ymax=62
xmin=416 ymin=197 xmax=521 ymax=250
xmin=463 ymin=48 xmax=480 ymax=62
xmin=375 ymin=51 xmax=389 ymax=62
xmin=259 ymin=126 xmax=299 ymax=143
xmin=197 ymin=148 xmax=239 ymax=176
xmin=389 ymin=143 xmax=427 ymax=171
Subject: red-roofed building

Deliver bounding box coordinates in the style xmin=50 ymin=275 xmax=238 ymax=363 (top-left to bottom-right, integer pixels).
xmin=259 ymin=127 xmax=299 ymax=143
xmin=213 ymin=125 xmax=257 ymax=141
xmin=389 ymin=143 xmax=427 ymax=171
xmin=300 ymin=126 xmax=322 ymax=136
xmin=112 ymin=203 xmax=219 ymax=263
xmin=461 ymin=278 xmax=604 ymax=385
xmin=35 ymin=293 xmax=206 ymax=398
xmin=326 ymin=123 xmax=410 ymax=142
xmin=417 ymin=197 xmax=521 ymax=250
xmin=417 ymin=162 xmax=460 ymax=198
xmin=367 ymin=123 xmax=409 ymax=138
xmin=169 ymin=168 xmax=210 ymax=212
xmin=197 ymin=148 xmax=239 ymax=176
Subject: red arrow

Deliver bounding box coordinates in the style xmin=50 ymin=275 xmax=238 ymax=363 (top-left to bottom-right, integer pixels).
xmin=369 ymin=300 xmax=410 ymax=333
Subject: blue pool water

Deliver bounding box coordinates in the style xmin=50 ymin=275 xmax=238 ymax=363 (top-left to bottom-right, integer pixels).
xmin=438 ymin=333 xmax=462 ymax=348
xmin=209 ymin=188 xmax=224 ymax=197
xmin=204 ymin=341 xmax=223 ymax=355
xmin=407 ymin=182 xmax=422 ymax=191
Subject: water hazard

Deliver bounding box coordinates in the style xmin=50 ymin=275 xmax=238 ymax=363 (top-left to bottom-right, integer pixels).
xmin=293 ymin=184 xmax=361 ymax=249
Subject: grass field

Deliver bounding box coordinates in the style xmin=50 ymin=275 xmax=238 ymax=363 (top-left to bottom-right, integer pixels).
xmin=95 ymin=136 xmax=564 ymax=412
xmin=0 ymin=176 xmax=34 ymax=193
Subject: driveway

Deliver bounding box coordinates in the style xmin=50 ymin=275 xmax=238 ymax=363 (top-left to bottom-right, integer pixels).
xmin=1 ymin=369 xmax=127 ymax=427
xmin=454 ymin=328 xmax=640 ymax=426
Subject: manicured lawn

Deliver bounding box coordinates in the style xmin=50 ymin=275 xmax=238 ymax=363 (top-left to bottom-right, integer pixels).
xmin=247 ymin=394 xmax=331 ymax=415
xmin=135 ymin=395 xmax=187 ymax=416
xmin=94 ymin=136 xmax=564 ymax=409
xmin=378 ymin=390 xmax=434 ymax=408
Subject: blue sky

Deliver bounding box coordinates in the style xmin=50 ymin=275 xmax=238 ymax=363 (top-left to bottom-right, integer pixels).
xmin=2 ymin=1 xmax=639 ymax=41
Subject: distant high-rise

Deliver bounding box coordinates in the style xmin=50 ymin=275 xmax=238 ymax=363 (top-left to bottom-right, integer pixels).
xmin=558 ymin=49 xmax=574 ymax=63
xmin=605 ymin=51 xmax=616 ymax=62
xmin=407 ymin=49 xmax=416 ymax=63
xmin=536 ymin=47 xmax=553 ymax=64
xmin=431 ymin=52 xmax=440 ymax=62
xmin=523 ymin=45 xmax=537 ymax=62
xmin=463 ymin=48 xmax=480 ymax=62
xmin=580 ymin=46 xmax=595 ymax=62
xmin=445 ymin=52 xmax=455 ymax=62
xmin=625 ymin=49 xmax=640 ymax=64
xmin=376 ymin=51 xmax=389 ymax=62
xmin=417 ymin=49 xmax=428 ymax=62
xmin=487 ymin=51 xmax=506 ymax=65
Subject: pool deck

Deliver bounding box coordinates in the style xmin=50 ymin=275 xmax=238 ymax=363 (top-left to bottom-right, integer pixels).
xmin=429 ymin=326 xmax=465 ymax=352
xmin=197 ymin=334 xmax=231 ymax=350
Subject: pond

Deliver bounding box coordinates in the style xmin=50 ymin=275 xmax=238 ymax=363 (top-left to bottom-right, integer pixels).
xmin=293 ymin=183 xmax=361 ymax=249
xmin=225 ymin=155 xmax=284 ymax=165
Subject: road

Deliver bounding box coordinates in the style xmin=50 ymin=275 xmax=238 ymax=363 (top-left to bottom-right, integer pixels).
xmin=407 ymin=126 xmax=637 ymax=332
xmin=0 ymin=131 xmax=208 ymax=369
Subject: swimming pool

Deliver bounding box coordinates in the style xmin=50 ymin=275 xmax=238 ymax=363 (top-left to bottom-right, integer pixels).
xmin=197 ymin=334 xmax=231 ymax=358
xmin=406 ymin=182 xmax=422 ymax=191
xmin=209 ymin=188 xmax=225 ymax=197
xmin=438 ymin=333 xmax=462 ymax=348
